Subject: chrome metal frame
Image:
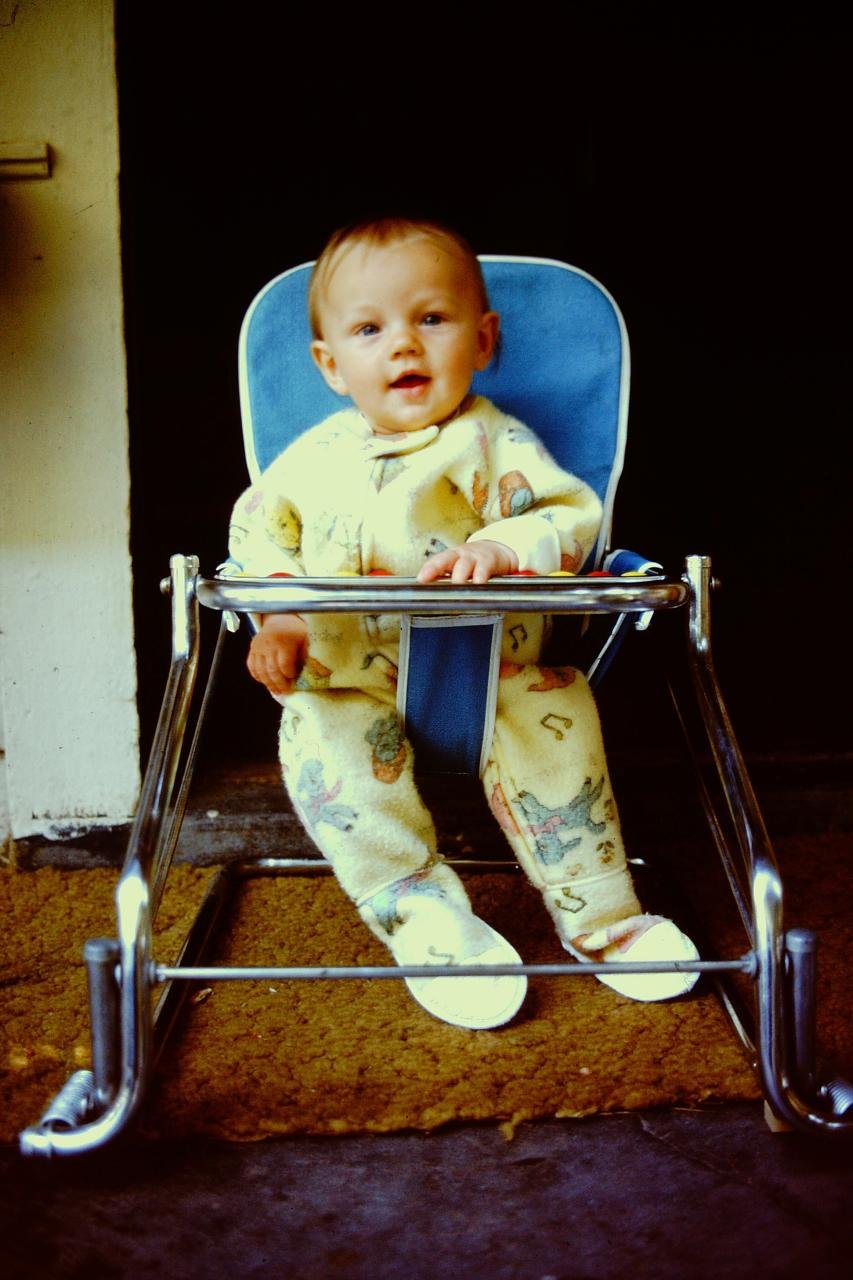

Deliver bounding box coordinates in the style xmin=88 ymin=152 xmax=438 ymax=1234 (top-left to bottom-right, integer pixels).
xmin=19 ymin=554 xmax=852 ymax=1156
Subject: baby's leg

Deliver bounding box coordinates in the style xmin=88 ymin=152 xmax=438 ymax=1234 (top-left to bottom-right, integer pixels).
xmin=483 ymin=663 xmax=639 ymax=934
xmin=483 ymin=662 xmax=697 ymax=1000
xmin=279 ymin=688 xmax=526 ymax=1027
xmin=279 ymin=686 xmax=435 ymax=903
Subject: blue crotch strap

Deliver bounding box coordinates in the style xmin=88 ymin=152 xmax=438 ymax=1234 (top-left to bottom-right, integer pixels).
xmin=397 ymin=615 xmax=503 ymax=776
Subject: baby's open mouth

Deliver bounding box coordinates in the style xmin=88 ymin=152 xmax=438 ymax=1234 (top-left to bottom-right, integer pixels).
xmin=391 ymin=373 xmax=430 ymax=389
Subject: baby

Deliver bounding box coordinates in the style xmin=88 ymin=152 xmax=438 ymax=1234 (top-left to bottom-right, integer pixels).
xmin=227 ymin=216 xmax=699 ymax=1028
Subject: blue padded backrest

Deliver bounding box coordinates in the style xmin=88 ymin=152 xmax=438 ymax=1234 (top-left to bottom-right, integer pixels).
xmin=238 ymin=257 xmax=629 ymax=558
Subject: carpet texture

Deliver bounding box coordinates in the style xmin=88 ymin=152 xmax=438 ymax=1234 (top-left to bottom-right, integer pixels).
xmin=2 ymin=834 xmax=850 ymax=1144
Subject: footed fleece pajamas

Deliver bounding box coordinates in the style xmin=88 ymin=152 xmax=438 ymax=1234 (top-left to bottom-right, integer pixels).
xmin=227 ymin=395 xmax=642 ymax=952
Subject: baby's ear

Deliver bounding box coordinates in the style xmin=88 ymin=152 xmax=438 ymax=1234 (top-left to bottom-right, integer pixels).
xmin=475 ymin=311 xmax=501 ymax=371
xmin=311 ymin=340 xmax=348 ymax=395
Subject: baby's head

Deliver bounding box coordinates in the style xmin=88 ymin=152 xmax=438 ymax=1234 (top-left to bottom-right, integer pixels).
xmin=308 ymin=217 xmax=499 ymax=436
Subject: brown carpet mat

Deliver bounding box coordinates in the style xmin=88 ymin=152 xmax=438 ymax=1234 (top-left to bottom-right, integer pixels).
xmin=2 ymin=834 xmax=850 ymax=1144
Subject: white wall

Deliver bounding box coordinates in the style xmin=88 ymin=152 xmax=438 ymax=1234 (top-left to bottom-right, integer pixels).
xmin=0 ymin=0 xmax=139 ymax=845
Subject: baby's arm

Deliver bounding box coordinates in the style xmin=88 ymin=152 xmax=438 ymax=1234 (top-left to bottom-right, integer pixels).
xmin=247 ymin=613 xmax=309 ymax=696
xmin=418 ymin=539 xmax=518 ymax=584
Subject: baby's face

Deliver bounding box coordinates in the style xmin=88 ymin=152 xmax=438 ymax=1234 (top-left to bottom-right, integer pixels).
xmin=311 ymin=235 xmax=498 ymax=435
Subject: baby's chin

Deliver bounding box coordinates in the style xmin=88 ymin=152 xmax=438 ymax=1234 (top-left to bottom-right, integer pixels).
xmin=369 ymin=394 xmax=473 ymax=437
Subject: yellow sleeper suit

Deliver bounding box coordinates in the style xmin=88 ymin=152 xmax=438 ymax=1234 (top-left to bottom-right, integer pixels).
xmin=227 ymin=396 xmax=641 ymax=946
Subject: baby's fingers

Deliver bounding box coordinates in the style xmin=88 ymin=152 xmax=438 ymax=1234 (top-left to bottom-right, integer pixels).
xmin=417 ymin=549 xmax=461 ymax=583
xmin=247 ymin=635 xmax=302 ymax=695
xmin=451 ymin=551 xmax=482 ymax=583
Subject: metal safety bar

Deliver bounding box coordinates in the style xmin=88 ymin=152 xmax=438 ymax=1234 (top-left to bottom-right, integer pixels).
xmin=194 ymin=572 xmax=689 ymax=617
xmin=19 ymin=554 xmax=852 ymax=1155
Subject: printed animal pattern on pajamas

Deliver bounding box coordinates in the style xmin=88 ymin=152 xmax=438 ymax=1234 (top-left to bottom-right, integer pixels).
xmin=514 ymin=777 xmax=606 ymax=862
xmin=229 ymin=396 xmax=641 ymax=933
xmin=295 ymin=759 xmax=357 ymax=832
xmin=364 ymin=867 xmax=449 ymax=938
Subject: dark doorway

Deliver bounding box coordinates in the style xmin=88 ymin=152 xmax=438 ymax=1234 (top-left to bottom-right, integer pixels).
xmin=117 ymin=11 xmax=850 ymax=767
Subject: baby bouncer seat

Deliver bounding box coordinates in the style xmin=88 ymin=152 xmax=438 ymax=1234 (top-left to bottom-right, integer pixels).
xmin=20 ymin=256 xmax=853 ymax=1156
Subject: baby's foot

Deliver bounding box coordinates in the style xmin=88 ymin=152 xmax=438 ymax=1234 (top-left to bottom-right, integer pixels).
xmin=565 ymin=914 xmax=700 ymax=1002
xmin=361 ymin=878 xmax=527 ymax=1029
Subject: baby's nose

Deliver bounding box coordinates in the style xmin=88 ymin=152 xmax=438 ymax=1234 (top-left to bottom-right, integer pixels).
xmin=389 ymin=324 xmax=423 ymax=356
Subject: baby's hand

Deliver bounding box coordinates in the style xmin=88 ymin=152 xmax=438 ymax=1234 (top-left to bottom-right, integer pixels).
xmin=417 ymin=540 xmax=519 ymax=585
xmin=247 ymin=613 xmax=309 ymax=696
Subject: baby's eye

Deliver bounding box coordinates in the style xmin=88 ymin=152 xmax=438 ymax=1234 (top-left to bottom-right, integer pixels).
xmin=421 ymin=313 xmax=445 ymax=327
xmin=356 ymin=322 xmax=380 ymax=337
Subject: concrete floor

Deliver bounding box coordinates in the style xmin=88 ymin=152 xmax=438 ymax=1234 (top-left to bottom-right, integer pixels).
xmin=2 ymin=1106 xmax=852 ymax=1279
xmin=5 ymin=754 xmax=852 ymax=1279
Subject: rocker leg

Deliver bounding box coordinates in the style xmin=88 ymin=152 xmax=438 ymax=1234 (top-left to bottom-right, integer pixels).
xmin=84 ymin=937 xmax=121 ymax=1112
xmin=786 ymin=928 xmax=817 ymax=1098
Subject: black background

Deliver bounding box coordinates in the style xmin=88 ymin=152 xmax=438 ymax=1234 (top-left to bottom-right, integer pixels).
xmin=117 ymin=7 xmax=851 ymax=766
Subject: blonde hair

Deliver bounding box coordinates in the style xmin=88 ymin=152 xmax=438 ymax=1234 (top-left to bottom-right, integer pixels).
xmin=308 ymin=216 xmax=490 ymax=339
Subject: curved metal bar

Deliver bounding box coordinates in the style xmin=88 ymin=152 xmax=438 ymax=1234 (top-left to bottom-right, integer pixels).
xmin=20 ymin=878 xmax=156 ymax=1157
xmin=20 ymin=555 xmax=202 ymax=1157
xmin=684 ymin=555 xmax=852 ymax=1134
xmin=195 ymin=573 xmax=689 ymax=617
